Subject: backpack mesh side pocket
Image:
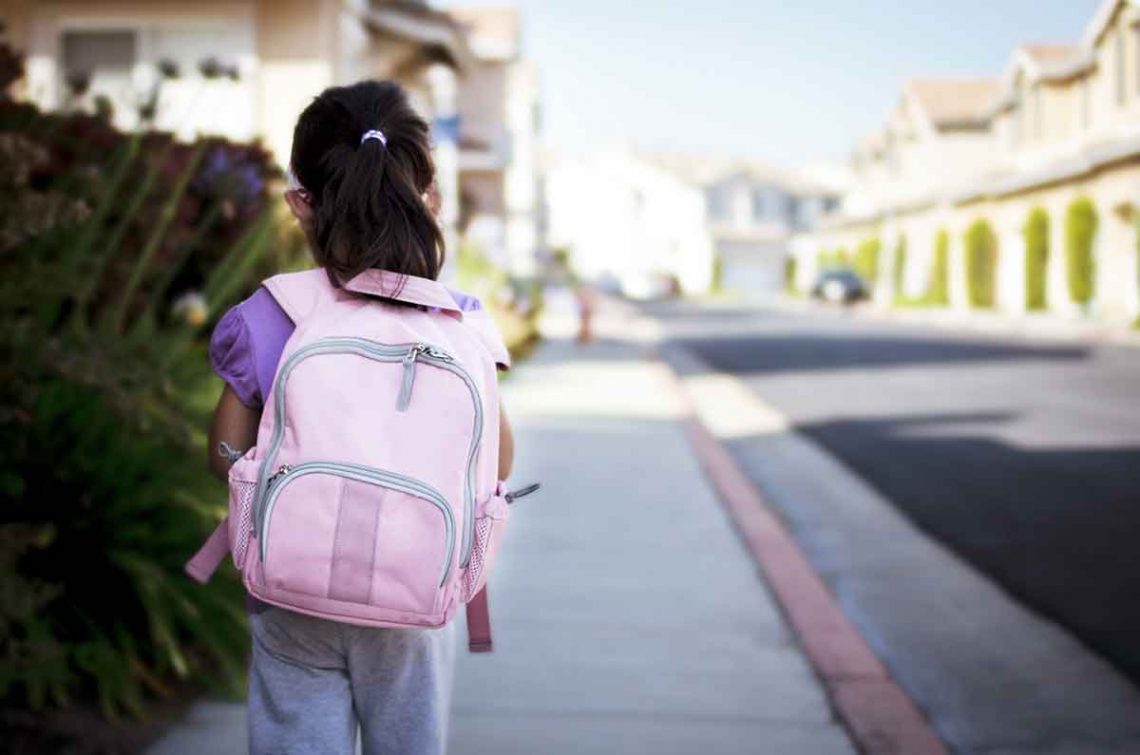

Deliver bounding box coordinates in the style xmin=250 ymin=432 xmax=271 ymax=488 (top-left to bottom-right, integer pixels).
xmin=462 ymin=494 xmax=509 ymax=602
xmin=227 ymin=457 xmax=260 ymax=569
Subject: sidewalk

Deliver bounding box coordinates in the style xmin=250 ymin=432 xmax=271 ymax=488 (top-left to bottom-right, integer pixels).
xmin=149 ymin=304 xmax=854 ymax=754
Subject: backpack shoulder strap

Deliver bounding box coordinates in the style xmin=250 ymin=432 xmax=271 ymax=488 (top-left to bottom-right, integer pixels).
xmin=261 ymin=269 xmax=337 ymax=324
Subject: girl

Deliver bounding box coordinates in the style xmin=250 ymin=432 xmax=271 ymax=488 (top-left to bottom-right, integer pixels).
xmin=206 ymin=80 xmax=513 ymax=755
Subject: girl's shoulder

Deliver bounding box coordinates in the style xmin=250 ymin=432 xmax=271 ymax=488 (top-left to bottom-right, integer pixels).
xmin=443 ymin=286 xmax=511 ymax=371
xmin=209 ymin=287 xmax=295 ymax=409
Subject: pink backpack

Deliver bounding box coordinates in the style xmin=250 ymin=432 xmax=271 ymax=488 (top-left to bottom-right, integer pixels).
xmin=187 ymin=268 xmax=520 ymax=651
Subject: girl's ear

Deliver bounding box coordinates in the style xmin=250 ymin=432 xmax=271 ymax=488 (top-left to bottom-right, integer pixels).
xmin=284 ymin=189 xmax=318 ymax=251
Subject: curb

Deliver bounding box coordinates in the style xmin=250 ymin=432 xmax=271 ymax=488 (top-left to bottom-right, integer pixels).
xmin=659 ymin=352 xmax=947 ymax=755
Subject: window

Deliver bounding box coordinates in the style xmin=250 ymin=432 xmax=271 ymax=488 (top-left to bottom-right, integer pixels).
xmin=61 ymin=30 xmax=138 ymax=128
xmin=1116 ymin=22 xmax=1127 ymax=106
xmin=1033 ymin=84 xmax=1042 ymax=140
xmin=1081 ymin=77 xmax=1091 ymax=129
xmin=751 ymin=188 xmax=767 ymax=221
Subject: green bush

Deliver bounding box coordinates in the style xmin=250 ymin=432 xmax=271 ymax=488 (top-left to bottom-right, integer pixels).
xmin=893 ymin=234 xmax=908 ymax=302
xmin=784 ymin=255 xmax=798 ymax=294
xmin=1023 ymin=207 xmax=1050 ymax=311
xmin=926 ymin=229 xmax=950 ymax=306
xmin=853 ymin=238 xmax=880 ymax=284
xmin=964 ymin=219 xmax=998 ymax=309
xmin=1065 ymin=197 xmax=1098 ymax=307
xmin=0 ymin=42 xmax=287 ymax=723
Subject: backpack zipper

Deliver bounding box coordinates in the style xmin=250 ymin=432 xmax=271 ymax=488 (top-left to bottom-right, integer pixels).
xmin=259 ymin=460 xmax=456 ymax=587
xmin=253 ymin=338 xmax=484 ymax=569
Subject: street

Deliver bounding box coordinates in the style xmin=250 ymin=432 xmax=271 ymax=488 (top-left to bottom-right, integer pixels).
xmin=652 ymin=300 xmax=1140 ymax=683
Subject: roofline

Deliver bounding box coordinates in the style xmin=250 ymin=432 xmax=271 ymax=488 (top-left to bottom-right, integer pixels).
xmin=1083 ymin=0 xmax=1138 ymax=47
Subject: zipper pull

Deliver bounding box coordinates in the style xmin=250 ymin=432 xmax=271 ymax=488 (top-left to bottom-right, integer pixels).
xmin=267 ymin=464 xmax=292 ymax=487
xmin=504 ymin=482 xmax=541 ymax=504
xmin=398 ymin=344 xmax=425 ymax=412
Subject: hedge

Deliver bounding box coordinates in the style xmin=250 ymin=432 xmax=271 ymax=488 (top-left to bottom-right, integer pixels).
xmin=964 ymin=219 xmax=998 ymax=308
xmin=1023 ymin=207 xmax=1049 ymax=311
xmin=1065 ymin=197 xmax=1098 ymax=307
xmin=892 ymin=234 xmax=908 ymax=301
xmin=854 ymin=237 xmax=880 ymax=284
xmin=927 ymin=229 xmax=950 ymax=306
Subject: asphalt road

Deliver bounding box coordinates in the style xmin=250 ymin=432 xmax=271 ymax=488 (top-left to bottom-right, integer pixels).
xmin=653 ymin=301 xmax=1140 ymax=685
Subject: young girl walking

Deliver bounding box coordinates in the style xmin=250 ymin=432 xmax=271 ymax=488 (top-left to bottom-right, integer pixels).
xmin=201 ymin=80 xmax=514 ymax=755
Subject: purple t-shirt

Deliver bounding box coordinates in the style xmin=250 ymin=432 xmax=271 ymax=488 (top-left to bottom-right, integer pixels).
xmin=210 ymin=285 xmax=487 ymax=409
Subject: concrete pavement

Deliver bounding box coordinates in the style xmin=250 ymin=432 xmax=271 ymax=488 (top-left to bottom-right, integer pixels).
xmin=150 ymin=306 xmax=856 ymax=754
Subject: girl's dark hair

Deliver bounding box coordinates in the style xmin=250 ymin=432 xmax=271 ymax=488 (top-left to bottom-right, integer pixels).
xmin=290 ymin=80 xmax=444 ymax=285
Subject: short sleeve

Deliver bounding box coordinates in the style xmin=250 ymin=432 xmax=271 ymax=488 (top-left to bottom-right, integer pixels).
xmin=209 ymin=305 xmax=262 ymax=409
xmin=465 ymin=308 xmax=512 ymax=371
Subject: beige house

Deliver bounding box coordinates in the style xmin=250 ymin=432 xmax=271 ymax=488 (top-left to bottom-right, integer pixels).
xmin=796 ymin=0 xmax=1140 ymax=324
xmin=449 ymin=7 xmax=543 ymax=276
xmin=2 ymin=0 xmax=475 ymax=249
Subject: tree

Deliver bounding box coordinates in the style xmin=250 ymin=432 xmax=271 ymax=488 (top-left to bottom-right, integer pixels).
xmin=964 ymin=219 xmax=998 ymax=308
xmin=1064 ymin=197 xmax=1098 ymax=308
xmin=1023 ymin=206 xmax=1050 ymax=311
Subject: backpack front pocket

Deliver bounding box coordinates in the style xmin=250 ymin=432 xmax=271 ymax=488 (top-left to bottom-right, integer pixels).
xmin=260 ymin=463 xmax=455 ymax=615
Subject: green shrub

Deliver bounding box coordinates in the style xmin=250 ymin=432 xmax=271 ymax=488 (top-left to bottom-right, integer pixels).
xmin=0 ymin=42 xmax=287 ymax=723
xmin=964 ymin=219 xmax=998 ymax=308
xmin=1065 ymin=197 xmax=1098 ymax=307
xmin=926 ymin=229 xmax=950 ymax=306
xmin=853 ymin=238 xmax=880 ymax=284
xmin=1023 ymin=207 xmax=1050 ymax=311
xmin=784 ymin=255 xmax=798 ymax=294
xmin=892 ymin=234 xmax=908 ymax=302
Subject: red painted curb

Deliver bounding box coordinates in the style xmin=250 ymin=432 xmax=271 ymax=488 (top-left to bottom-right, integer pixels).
xmin=665 ymin=365 xmax=947 ymax=755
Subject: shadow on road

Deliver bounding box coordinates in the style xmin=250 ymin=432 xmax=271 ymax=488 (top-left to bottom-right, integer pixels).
xmin=673 ymin=334 xmax=1089 ymax=375
xmin=796 ymin=410 xmax=1140 ymax=686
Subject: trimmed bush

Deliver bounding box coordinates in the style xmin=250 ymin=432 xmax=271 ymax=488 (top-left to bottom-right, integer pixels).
xmin=893 ymin=234 xmax=908 ymax=302
xmin=1023 ymin=206 xmax=1050 ymax=311
xmin=853 ymin=237 xmax=880 ymax=284
xmin=1064 ymin=197 xmax=1098 ymax=307
xmin=964 ymin=219 xmax=998 ymax=308
xmin=784 ymin=255 xmax=798 ymax=294
xmin=927 ymin=229 xmax=950 ymax=306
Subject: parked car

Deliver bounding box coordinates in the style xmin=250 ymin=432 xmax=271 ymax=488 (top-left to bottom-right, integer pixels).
xmin=810 ymin=268 xmax=870 ymax=304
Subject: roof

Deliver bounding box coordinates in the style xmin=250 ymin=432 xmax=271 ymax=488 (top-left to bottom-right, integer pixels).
xmin=364 ymin=1 xmax=473 ymax=70
xmin=1083 ymin=0 xmax=1139 ymax=47
xmin=643 ymin=152 xmax=837 ymax=196
xmin=1016 ymin=42 xmax=1094 ymax=81
xmin=905 ymin=78 xmax=1002 ymax=128
xmin=448 ymin=7 xmax=520 ymax=61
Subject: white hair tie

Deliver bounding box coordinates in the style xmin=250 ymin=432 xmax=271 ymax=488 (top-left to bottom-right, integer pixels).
xmin=360 ymin=129 xmax=387 ymax=146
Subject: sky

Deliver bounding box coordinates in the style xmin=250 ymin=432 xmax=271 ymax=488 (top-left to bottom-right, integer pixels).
xmin=440 ymin=0 xmax=1104 ymax=167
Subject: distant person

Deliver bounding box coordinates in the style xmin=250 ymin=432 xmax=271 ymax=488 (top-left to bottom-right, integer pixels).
xmin=198 ymin=81 xmax=516 ymax=755
xmin=576 ymin=282 xmax=596 ymax=344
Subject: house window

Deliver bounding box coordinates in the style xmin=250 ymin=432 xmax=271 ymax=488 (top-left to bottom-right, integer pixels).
xmin=1081 ymin=77 xmax=1091 ymax=128
xmin=61 ymin=30 xmax=138 ymax=127
xmin=1032 ymin=84 xmax=1042 ymax=140
xmin=1117 ymin=22 xmax=1127 ymax=106
xmin=751 ymin=188 xmax=767 ymax=221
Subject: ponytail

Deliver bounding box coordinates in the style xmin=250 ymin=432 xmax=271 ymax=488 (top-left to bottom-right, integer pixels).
xmin=290 ymin=81 xmax=445 ymax=286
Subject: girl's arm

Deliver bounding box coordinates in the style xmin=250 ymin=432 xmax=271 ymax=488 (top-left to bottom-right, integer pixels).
xmin=498 ymin=403 xmax=514 ymax=481
xmin=207 ymin=385 xmax=260 ymax=481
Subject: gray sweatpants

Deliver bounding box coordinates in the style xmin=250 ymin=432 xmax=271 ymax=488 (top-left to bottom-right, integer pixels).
xmin=248 ymin=606 xmax=457 ymax=755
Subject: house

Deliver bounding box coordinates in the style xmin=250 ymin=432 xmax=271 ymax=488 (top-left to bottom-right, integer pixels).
xmin=796 ymin=0 xmax=1140 ymax=323
xmin=545 ymin=148 xmax=714 ymax=298
xmin=2 ymin=0 xmax=475 ymax=249
xmin=649 ymin=154 xmax=839 ymax=297
xmin=448 ymin=7 xmax=543 ymax=277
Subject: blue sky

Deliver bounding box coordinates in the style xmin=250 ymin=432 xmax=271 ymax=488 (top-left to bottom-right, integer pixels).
xmin=441 ymin=1 xmax=1103 ymax=166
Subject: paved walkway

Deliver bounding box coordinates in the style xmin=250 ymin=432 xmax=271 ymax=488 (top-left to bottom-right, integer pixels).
xmin=150 ymin=308 xmax=853 ymax=754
